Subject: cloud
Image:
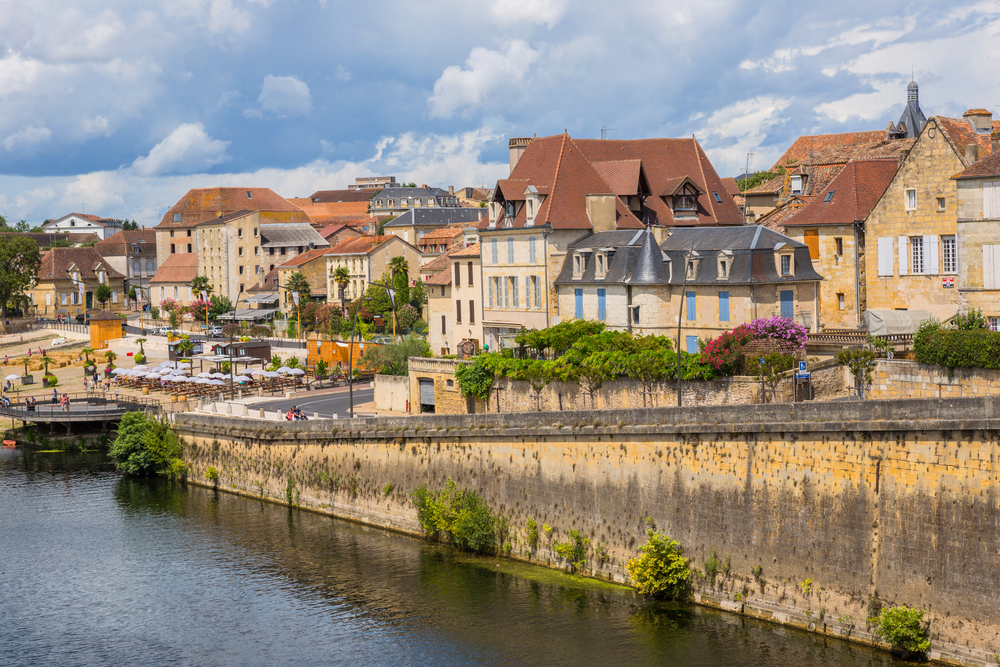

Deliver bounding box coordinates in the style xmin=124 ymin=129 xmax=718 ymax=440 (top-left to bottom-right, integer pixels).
xmin=331 ymin=65 xmax=351 ymax=82
xmin=130 ymin=122 xmax=230 ymax=176
xmin=428 ymin=40 xmax=540 ymax=119
xmin=80 ymin=116 xmax=110 ymax=136
xmin=43 ymin=8 xmax=128 ymax=62
xmin=490 ymin=0 xmax=570 ymax=28
xmin=3 ymin=125 xmax=52 ymax=152
xmin=256 ymin=75 xmax=312 ymax=116
xmin=693 ymin=97 xmax=792 ymax=175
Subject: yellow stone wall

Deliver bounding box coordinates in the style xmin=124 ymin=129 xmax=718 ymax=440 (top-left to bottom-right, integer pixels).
xmin=786 ymin=225 xmax=859 ymax=328
xmin=868 ymin=359 xmax=1000 ymax=399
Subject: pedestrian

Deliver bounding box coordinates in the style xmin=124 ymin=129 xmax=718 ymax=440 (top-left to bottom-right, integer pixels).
xmin=61 ymin=393 xmax=69 ymax=412
xmin=115 ymin=387 xmax=120 ymax=401
xmin=51 ymin=388 xmax=58 ymax=405
xmin=4 ymin=380 xmax=10 ymax=393
xmin=4 ymin=354 xmax=8 ymax=366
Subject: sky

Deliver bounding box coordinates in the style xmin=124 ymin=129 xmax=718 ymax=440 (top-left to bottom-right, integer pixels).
xmin=1 ymin=0 xmax=999 ymax=226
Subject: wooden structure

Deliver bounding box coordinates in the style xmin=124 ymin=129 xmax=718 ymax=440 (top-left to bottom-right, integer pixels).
xmin=89 ymin=311 xmax=122 ymax=350
xmin=307 ymin=338 xmax=380 ymax=371
xmin=212 ymin=340 xmax=272 ymax=362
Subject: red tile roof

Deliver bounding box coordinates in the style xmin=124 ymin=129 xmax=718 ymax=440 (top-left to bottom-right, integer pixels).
xmin=156 ymin=188 xmax=309 ymax=228
xmin=591 ymin=159 xmax=643 ymax=196
xmin=954 ymin=143 xmax=1000 ymax=179
xmin=419 ymin=227 xmax=464 ymax=241
xmin=721 ymin=177 xmax=741 ymax=196
xmin=936 ymin=116 xmax=996 ymax=168
xmin=277 ymin=246 xmax=336 ymax=268
xmin=149 ymin=253 xmax=198 ymax=284
xmin=94 ymin=230 xmax=157 ymax=255
xmin=784 ymin=159 xmax=900 ymax=227
xmin=451 ymin=243 xmax=481 ymax=258
xmin=755 ymin=197 xmax=812 ymax=232
xmin=38 ymin=247 xmax=124 ymax=281
xmin=772 ymin=131 xmax=887 ymax=170
xmin=420 ymin=251 xmax=456 ymax=272
xmin=328 ymin=235 xmax=389 ymax=255
xmin=425 ymin=266 xmax=452 ymax=286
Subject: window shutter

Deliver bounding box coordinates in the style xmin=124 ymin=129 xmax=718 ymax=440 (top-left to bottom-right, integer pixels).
xmin=535 ymin=276 xmax=541 ymax=309
xmin=925 ymin=235 xmax=939 ymax=275
xmin=898 ymin=236 xmax=909 ymax=275
xmin=985 ymin=182 xmax=998 ymax=219
xmin=513 ymin=277 xmax=519 ymax=308
xmin=985 ymin=245 xmax=1000 ymax=289
xmin=877 ymin=237 xmax=893 ymax=276
xmin=719 ymin=291 xmax=730 ymax=322
xmin=488 ymin=278 xmax=493 ymax=307
xmin=803 ymin=229 xmax=819 ymax=260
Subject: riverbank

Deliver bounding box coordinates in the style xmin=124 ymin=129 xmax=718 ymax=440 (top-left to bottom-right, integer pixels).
xmin=172 ymin=397 xmax=1000 ymax=667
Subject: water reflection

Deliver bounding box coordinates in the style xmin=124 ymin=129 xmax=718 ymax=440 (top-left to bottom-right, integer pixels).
xmin=0 ymin=450 xmax=905 ymax=667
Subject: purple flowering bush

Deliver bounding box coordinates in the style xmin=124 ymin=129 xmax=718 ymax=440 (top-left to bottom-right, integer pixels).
xmin=747 ymin=316 xmax=808 ymax=350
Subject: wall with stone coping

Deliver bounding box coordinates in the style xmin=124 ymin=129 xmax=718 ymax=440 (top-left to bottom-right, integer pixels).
xmin=175 ymin=397 xmax=1000 ymax=666
xmin=374 ymin=374 xmax=410 ymax=412
xmin=869 ymin=359 xmax=1000 ymax=399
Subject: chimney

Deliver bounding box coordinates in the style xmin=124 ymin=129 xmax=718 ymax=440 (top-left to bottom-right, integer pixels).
xmin=508 ymin=137 xmax=533 ymax=174
xmin=963 ymin=109 xmax=993 ymax=133
xmin=448 ymin=185 xmax=454 ymax=195
xmin=965 ymin=143 xmax=979 ymax=165
xmin=993 ymin=129 xmax=1000 ymax=154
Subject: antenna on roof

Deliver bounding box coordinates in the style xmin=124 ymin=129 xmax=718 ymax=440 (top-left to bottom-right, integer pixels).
xmin=600 ymin=125 xmax=616 ymax=140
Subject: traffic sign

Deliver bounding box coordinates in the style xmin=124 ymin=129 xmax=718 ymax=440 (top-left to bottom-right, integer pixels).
xmin=798 ymin=361 xmax=807 ymax=373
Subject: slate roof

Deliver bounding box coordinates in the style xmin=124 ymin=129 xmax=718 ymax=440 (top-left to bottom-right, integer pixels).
xmin=0 ymin=232 xmax=99 ymax=247
xmin=384 ymin=208 xmax=484 ymax=227
xmin=259 ymin=223 xmax=329 ymax=248
xmin=38 ymin=247 xmax=124 ymax=281
xmin=784 ymin=159 xmax=900 ymax=226
xmin=156 ymin=188 xmax=310 ymax=228
xmin=306 ymin=189 xmax=375 ymax=203
xmin=94 ymin=230 xmax=157 ymax=256
xmin=149 ymin=253 xmax=198 ymax=284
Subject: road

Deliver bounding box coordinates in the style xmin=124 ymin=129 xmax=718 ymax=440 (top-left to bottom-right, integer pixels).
xmin=255 ymin=386 xmax=374 ymax=419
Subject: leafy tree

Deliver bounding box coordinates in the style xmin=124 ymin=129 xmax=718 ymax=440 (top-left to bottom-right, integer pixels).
xmin=409 ymin=278 xmax=426 ymax=311
xmin=209 ymin=295 xmax=232 ymax=321
xmin=109 ymin=412 xmax=186 ymax=478
xmin=16 ymin=221 xmax=32 ymax=232
xmin=332 ymin=266 xmax=350 ymax=314
xmin=837 ymin=347 xmax=878 ymax=399
xmin=627 ymin=530 xmax=691 ymax=600
xmin=315 ymin=359 xmax=329 ymax=379
xmin=753 ymin=352 xmax=794 ymax=403
xmin=0 ymin=235 xmax=41 ymax=316
xmin=625 ymin=349 xmax=671 ymax=407
xmin=191 ymin=275 xmax=213 ymax=299
xmin=285 ymin=272 xmax=312 ymax=307
xmin=872 ymin=606 xmax=930 ymax=657
xmin=522 ymin=360 xmax=552 ymax=411
xmin=396 ymin=304 xmax=419 ymax=331
xmin=0 ymin=214 xmax=6 ymax=227
xmin=122 ymin=219 xmax=139 ymax=231
xmin=134 ymin=338 xmax=146 ymax=356
xmin=411 ymin=479 xmax=504 ymax=554
xmin=104 ymin=350 xmax=118 ymax=368
xmin=360 ymin=335 xmax=431 ymax=376
xmin=736 ymin=165 xmax=784 ymax=192
xmin=95 ymin=283 xmax=112 ymax=308
xmin=402 ymin=182 xmax=417 ymax=188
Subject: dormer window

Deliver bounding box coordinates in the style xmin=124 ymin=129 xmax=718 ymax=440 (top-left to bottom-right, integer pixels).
xmin=387 ymin=199 xmax=394 ymax=208
xmin=173 ymin=213 xmax=182 ymax=222
xmin=781 ymin=255 xmax=791 ymax=275
xmin=505 ymin=201 xmax=515 ymax=220
xmin=573 ymin=253 xmax=587 ymax=279
xmin=790 ymin=176 xmax=803 ymax=195
xmin=676 ymin=196 xmax=696 ymax=211
xmin=427 ymin=198 xmax=435 ymax=206
xmin=718 ymin=260 xmax=728 ymax=279
xmin=596 ymin=253 xmax=606 ymax=278
xmin=687 ymin=261 xmax=696 ymax=279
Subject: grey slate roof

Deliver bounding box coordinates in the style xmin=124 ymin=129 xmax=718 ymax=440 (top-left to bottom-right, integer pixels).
xmin=259 ymin=223 xmax=329 ymax=248
xmin=372 ymin=187 xmax=452 ymax=202
xmin=383 ymin=208 xmax=484 ymax=228
xmin=555 ymin=225 xmax=823 ymax=286
xmin=887 ymin=81 xmax=927 ymax=139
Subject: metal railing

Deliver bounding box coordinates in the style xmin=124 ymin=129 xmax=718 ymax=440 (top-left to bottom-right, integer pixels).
xmin=40 ymin=322 xmax=90 ymax=335
xmin=807 ymin=332 xmax=914 ymax=345
xmin=0 ymin=392 xmax=160 ymax=421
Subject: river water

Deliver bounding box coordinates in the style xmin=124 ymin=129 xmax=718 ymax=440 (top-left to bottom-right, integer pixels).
xmin=0 ymin=450 xmax=906 ymax=667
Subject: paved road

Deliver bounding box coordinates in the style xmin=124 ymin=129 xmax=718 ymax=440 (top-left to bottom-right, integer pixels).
xmin=256 ymin=387 xmax=374 ymax=419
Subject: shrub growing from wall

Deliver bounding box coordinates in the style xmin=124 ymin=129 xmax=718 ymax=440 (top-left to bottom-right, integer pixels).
xmin=915 ymin=318 xmax=1000 ymax=372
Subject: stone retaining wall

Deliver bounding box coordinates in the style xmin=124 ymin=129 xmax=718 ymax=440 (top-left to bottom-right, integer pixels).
xmin=869 ymin=359 xmax=1000 ymax=399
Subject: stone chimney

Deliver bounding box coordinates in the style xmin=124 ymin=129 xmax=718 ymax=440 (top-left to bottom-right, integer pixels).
xmin=965 ymin=144 xmax=979 ymax=165
xmin=993 ymin=129 xmax=1000 ymax=154
xmin=508 ymin=137 xmax=533 ymax=174
xmin=448 ymin=185 xmax=454 ymax=195
xmin=963 ymin=109 xmax=993 ymax=134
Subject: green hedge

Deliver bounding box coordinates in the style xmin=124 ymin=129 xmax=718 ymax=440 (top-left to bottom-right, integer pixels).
xmin=914 ymin=322 xmax=1000 ymax=371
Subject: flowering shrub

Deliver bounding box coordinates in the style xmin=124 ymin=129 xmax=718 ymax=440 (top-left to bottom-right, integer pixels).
xmin=747 ymin=316 xmax=808 ymax=350
xmin=702 ymin=324 xmax=753 ymax=375
xmin=159 ymin=298 xmax=181 ymax=313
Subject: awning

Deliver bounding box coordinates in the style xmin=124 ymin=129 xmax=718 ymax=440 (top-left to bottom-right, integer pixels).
xmin=863 ymin=309 xmax=934 ymax=335
xmin=245 ymin=294 xmax=278 ymax=304
xmin=219 ymin=308 xmax=278 ymax=321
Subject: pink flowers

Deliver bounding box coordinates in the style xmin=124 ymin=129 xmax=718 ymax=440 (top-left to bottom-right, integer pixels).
xmin=747 ymin=316 xmax=808 ymax=350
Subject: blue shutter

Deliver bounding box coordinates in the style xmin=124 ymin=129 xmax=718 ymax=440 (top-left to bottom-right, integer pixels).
xmin=686 ymin=291 xmax=696 ymax=321
xmin=575 ymin=289 xmax=583 ymax=319
xmin=597 ymin=289 xmax=606 ymax=320
xmin=686 ymin=336 xmax=699 ymax=354
xmin=780 ymin=290 xmax=794 ymax=319
xmin=719 ymin=291 xmax=730 ymax=322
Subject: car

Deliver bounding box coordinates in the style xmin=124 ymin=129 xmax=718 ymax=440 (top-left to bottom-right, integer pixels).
xmin=75 ymin=314 xmax=90 ymax=324
xmin=207 ymin=325 xmax=224 ymax=337
xmin=155 ymin=326 xmax=180 ymax=336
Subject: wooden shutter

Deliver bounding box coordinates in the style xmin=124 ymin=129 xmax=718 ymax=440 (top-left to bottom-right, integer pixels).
xmin=985 ymin=245 xmax=1000 ymax=289
xmin=898 ymin=236 xmax=909 ymax=275
xmin=985 ymin=182 xmax=999 ymax=219
xmin=803 ymin=229 xmax=819 ymax=260
xmin=877 ymin=237 xmax=893 ymax=276
xmin=925 ymin=235 xmax=939 ymax=275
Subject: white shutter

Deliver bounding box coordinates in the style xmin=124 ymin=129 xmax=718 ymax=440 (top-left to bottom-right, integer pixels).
xmin=985 ymin=182 xmax=999 ymax=219
xmin=985 ymin=245 xmax=1000 ymax=289
xmin=898 ymin=236 xmax=909 ymax=275
xmin=925 ymin=235 xmax=939 ymax=275
xmin=877 ymin=237 xmax=893 ymax=276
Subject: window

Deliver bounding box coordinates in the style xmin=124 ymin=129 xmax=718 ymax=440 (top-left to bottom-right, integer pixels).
xmin=45 ymin=293 xmax=51 ymax=306
xmin=173 ymin=213 xmax=182 ymax=222
xmin=503 ymin=277 xmax=509 ymax=308
xmin=467 ymin=262 xmax=473 ymax=286
xmin=507 ymin=238 xmax=514 ymax=264
xmin=910 ymin=236 xmax=924 ymax=274
xmin=803 ymin=229 xmax=819 ymax=260
xmin=575 ymin=289 xmax=583 ymax=318
xmin=187 ymin=244 xmax=191 ymax=253
xmin=270 ymin=247 xmax=275 ymax=256
xmin=790 ymin=175 xmax=803 ymax=194
xmin=685 ymin=335 xmax=698 ymax=354
xmin=387 ymin=199 xmax=394 ymax=208
xmin=254 ymin=247 xmax=259 ymax=256
xmin=631 ymin=306 xmax=640 ymax=324
xmin=491 ymin=239 xmax=498 ymax=263
xmin=505 ymin=202 xmax=514 ymax=220
xmin=254 ymin=266 xmax=260 ymax=274
xmin=469 ymin=301 xmax=475 ymax=324
xmin=61 ymin=293 xmax=67 ymax=305
xmin=718 ymin=291 xmax=730 ymax=322
xmin=246 ymin=191 xmax=252 ymax=199
xmin=529 ymin=237 xmax=536 ymax=263
xmin=456 ymin=300 xmax=462 ymax=324
xmin=905 ymin=189 xmax=917 ymax=210
xmin=597 ymin=289 xmax=606 ymax=321
xmin=280 ymin=248 xmax=286 ymax=256
xmin=718 ymin=260 xmax=728 ymax=279
xmin=686 ymin=291 xmax=696 ymax=321
xmin=132 ymin=260 xmax=140 ymax=274
xmin=675 ymin=195 xmax=696 ymax=211
xmin=835 ymin=237 xmax=844 ymax=256
xmin=512 ymin=276 xmax=519 ymax=307
xmin=780 ymin=290 xmax=794 ymax=318
xmin=597 ymin=254 xmax=605 ymax=276
xmin=712 ymin=191 xmax=722 ymax=203
xmin=441 ymin=315 xmax=446 ymax=334
xmin=990 ymin=317 xmax=1000 ymax=332
xmin=238 ymin=228 xmax=243 ymax=238
xmin=838 ymin=293 xmax=846 ymax=311
xmin=488 ymin=278 xmax=493 ymax=307
xmin=937 ymin=197 xmax=946 ymax=211
xmin=942 ymin=236 xmax=956 ymax=273
xmin=686 ymin=260 xmax=695 ymax=279
xmin=254 ymin=228 xmax=258 ymax=238
xmin=984 ymin=182 xmax=1000 ymax=218
xmin=239 ymin=265 xmax=244 ymax=275
xmin=239 ymin=247 xmax=244 ymax=256
xmin=173 ymin=286 xmax=178 ymax=298
xmin=780 ymin=255 xmax=791 ymax=275
xmin=454 ymin=262 xmax=461 ymax=287
xmin=170 ymin=244 xmax=175 ymax=253
xmin=824 ymin=191 xmax=835 ymax=203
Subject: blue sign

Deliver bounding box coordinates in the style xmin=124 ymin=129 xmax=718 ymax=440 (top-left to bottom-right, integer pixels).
xmin=796 ymin=372 xmax=811 ymax=381
xmin=798 ymin=361 xmax=807 ymax=373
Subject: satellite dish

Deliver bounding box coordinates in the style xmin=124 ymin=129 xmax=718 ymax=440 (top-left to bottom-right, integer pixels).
xmin=551 ymin=316 xmax=562 ymax=325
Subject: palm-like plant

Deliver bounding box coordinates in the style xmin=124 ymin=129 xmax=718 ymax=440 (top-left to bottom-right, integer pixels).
xmin=135 ymin=338 xmax=146 ymax=356
xmin=333 ymin=266 xmax=350 ymax=316
xmin=81 ymin=347 xmax=94 ymax=365
xmin=104 ymin=350 xmax=117 ymax=369
xmin=388 ymin=256 xmax=408 ymax=282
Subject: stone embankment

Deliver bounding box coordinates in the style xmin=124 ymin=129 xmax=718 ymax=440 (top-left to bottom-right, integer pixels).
xmin=173 ymin=397 xmax=1000 ymax=667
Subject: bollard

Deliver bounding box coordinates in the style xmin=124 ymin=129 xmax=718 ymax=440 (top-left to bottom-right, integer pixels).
xmin=274 ymin=410 xmax=282 ymax=421
xmin=285 ymin=391 xmax=293 ymax=399
xmin=258 ymin=408 xmax=265 ymax=419
xmin=332 ymin=412 xmax=338 ymax=420
xmin=240 ymin=404 xmax=248 ymax=417
xmin=314 ymin=412 xmax=319 ymax=420
xmin=208 ymin=402 xmax=216 ymax=414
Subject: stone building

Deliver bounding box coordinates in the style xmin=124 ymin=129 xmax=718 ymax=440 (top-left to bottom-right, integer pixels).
xmin=425 ymin=244 xmax=483 ymax=356
xmin=150 ymin=253 xmax=198 ymax=306
xmin=95 ymin=230 xmax=158 ymax=306
xmin=554 ymin=226 xmax=822 ymax=349
xmin=322 ymin=235 xmax=422 ymax=309
xmin=953 ymin=133 xmax=1000 ymax=330
xmin=480 ymin=132 xmax=742 ymax=350
xmin=865 ymin=111 xmax=997 ymax=319
xmin=382 ymin=208 xmax=482 ymax=244
xmin=39 ymin=213 xmax=124 ymax=240
xmin=369 ymin=186 xmax=461 ymax=218
xmin=29 ymin=247 xmax=126 ymax=318
xmin=276 ymin=247 xmax=337 ymax=310
xmin=782 ymin=159 xmax=901 ymax=329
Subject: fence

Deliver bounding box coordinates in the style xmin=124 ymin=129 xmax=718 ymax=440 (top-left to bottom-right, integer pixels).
xmin=0 ymin=392 xmax=161 ymax=421
xmin=41 ymin=323 xmax=89 ymax=335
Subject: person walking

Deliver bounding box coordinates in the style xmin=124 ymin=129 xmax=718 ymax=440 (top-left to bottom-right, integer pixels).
xmin=61 ymin=393 xmax=69 ymax=413
xmin=51 ymin=388 xmax=58 ymax=405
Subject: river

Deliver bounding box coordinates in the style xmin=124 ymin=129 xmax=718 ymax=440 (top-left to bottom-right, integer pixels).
xmin=0 ymin=449 xmax=906 ymax=667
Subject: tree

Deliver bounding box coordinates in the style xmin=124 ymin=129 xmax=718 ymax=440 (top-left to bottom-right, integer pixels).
xmin=753 ymin=352 xmax=794 ymax=403
xmin=872 ymin=606 xmax=930 ymax=658
xmin=627 ymin=530 xmax=691 ymax=600
xmin=285 ymin=273 xmax=312 ymax=321
xmin=109 ymin=412 xmax=186 ymax=478
xmin=0 ymin=214 xmax=6 ymax=227
xmin=0 ymin=235 xmax=41 ymax=316
xmin=523 ymin=360 xmax=552 ymax=411
xmin=360 ymin=335 xmax=431 ymax=376
xmin=388 ymin=256 xmax=409 ymax=282
xmin=333 ymin=266 xmax=350 ymax=315
xmin=837 ymin=347 xmax=878 ymax=399
xmin=16 ymin=221 xmax=31 ymax=232
xmin=409 ymin=278 xmax=426 ymax=312
xmin=625 ymin=349 xmax=670 ymax=407
xmin=191 ymin=275 xmax=212 ymax=299
xmin=95 ymin=283 xmax=112 ymax=308
xmin=209 ymin=295 xmax=232 ymax=321
xmin=135 ymin=338 xmax=147 ymax=356
xmin=122 ymin=219 xmax=139 ymax=231
xmin=104 ymin=350 xmax=118 ymax=367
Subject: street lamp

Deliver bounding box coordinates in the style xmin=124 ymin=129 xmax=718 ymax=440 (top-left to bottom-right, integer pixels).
xmin=676 ymin=251 xmax=693 ymax=408
xmin=227 ymin=285 xmax=245 ymax=400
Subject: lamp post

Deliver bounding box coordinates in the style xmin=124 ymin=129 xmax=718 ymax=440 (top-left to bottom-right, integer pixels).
xmin=346 ymin=295 xmax=374 ymax=418
xmin=227 ymin=286 xmax=244 ymax=400
xmin=676 ymin=251 xmax=693 ymax=408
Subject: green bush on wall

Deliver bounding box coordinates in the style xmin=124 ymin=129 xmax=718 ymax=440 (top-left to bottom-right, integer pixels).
xmin=914 ymin=319 xmax=1000 ymax=373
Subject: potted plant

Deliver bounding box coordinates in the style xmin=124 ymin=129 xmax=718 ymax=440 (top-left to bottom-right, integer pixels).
xmin=81 ymin=347 xmax=96 ymax=374
xmin=104 ymin=350 xmax=117 ymax=377
xmin=42 ymin=374 xmax=57 ymax=388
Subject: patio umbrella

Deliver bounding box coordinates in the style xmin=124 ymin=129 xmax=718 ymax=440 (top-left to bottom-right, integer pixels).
xmin=197 ymin=372 xmax=212 ymax=378
xmin=263 ymin=371 xmax=280 ymax=378
xmin=174 ymin=369 xmax=191 ymax=375
xmin=111 ymin=368 xmax=126 ymax=375
xmin=277 ymin=366 xmax=293 ymax=374
xmin=247 ymin=368 xmax=265 ymax=376
xmin=160 ymin=376 xmax=177 ymax=383
xmin=194 ymin=378 xmax=209 ymax=384
xmin=288 ymin=369 xmax=305 ymax=376
xmin=208 ymin=379 xmax=225 ymax=386
xmin=146 ymin=373 xmax=162 ymax=380
xmin=4 ymin=374 xmax=19 ymax=381
xmin=210 ymin=373 xmax=225 ymax=379
xmin=133 ymin=365 xmax=149 ymax=371
xmin=178 ymin=363 xmax=191 ymax=369
xmin=234 ymin=375 xmax=250 ymax=382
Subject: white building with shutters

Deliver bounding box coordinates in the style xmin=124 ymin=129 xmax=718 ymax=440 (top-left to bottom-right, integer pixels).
xmin=954 ymin=138 xmax=1000 ymax=330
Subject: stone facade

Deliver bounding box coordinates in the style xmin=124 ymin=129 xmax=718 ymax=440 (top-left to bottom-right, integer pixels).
xmin=196 ymin=212 xmax=263 ymax=303
xmin=865 ymin=119 xmax=964 ymax=316
xmin=784 ymin=224 xmax=861 ymax=328
xmin=426 ymin=282 xmax=453 ymax=355
xmin=407 ymin=357 xmax=486 ymax=414
xmin=868 ymin=359 xmax=1000 ymax=399
xmin=955 ymin=178 xmax=1000 ymax=327
xmin=373 ymin=373 xmax=409 ymax=412
xmin=174 ymin=396 xmax=1000 ymax=665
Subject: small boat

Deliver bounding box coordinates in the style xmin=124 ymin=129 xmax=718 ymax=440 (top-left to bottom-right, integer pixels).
xmin=3 ymin=440 xmax=16 ymax=448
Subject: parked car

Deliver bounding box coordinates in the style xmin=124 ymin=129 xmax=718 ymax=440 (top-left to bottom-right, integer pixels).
xmin=75 ymin=314 xmax=90 ymax=324
xmin=207 ymin=325 xmax=224 ymax=337
xmin=155 ymin=327 xmax=181 ymax=336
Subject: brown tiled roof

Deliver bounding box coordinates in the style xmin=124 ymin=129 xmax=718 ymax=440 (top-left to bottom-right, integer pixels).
xmin=420 ymin=252 xmax=455 ymax=272
xmin=744 ymin=174 xmax=786 ymax=195
xmin=319 ymin=224 xmax=348 ymax=238
xmin=721 ymin=177 xmax=741 ymax=196
xmin=277 ymin=246 xmax=336 ymax=268
xmin=784 ymin=159 xmax=900 ymax=227
xmin=791 ymin=139 xmax=913 ymax=167
xmin=0 ymin=232 xmax=99 ymax=246
xmin=755 ymin=197 xmax=812 ymax=233
xmin=591 ymin=159 xmax=642 ymax=196
xmin=94 ymin=230 xmax=156 ymax=256
xmin=328 ymin=235 xmax=388 ymax=256
xmin=38 ymin=247 xmax=124 ymax=281
xmin=955 ymin=145 xmax=1000 ymax=179
xmin=156 ymin=188 xmax=309 ymax=228
xmin=90 ymin=310 xmax=121 ymax=321
xmin=305 ymin=189 xmax=375 ymax=203
xmin=248 ymin=267 xmax=279 ymax=293
xmin=936 ymin=116 xmax=995 ymax=168
xmin=149 ymin=253 xmax=197 ymax=284
xmin=425 ymin=266 xmax=452 ymax=286
xmin=772 ymin=131 xmax=887 ymax=170
xmin=451 ymin=243 xmax=481 ymax=258
xmin=419 ymin=227 xmax=464 ymax=241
